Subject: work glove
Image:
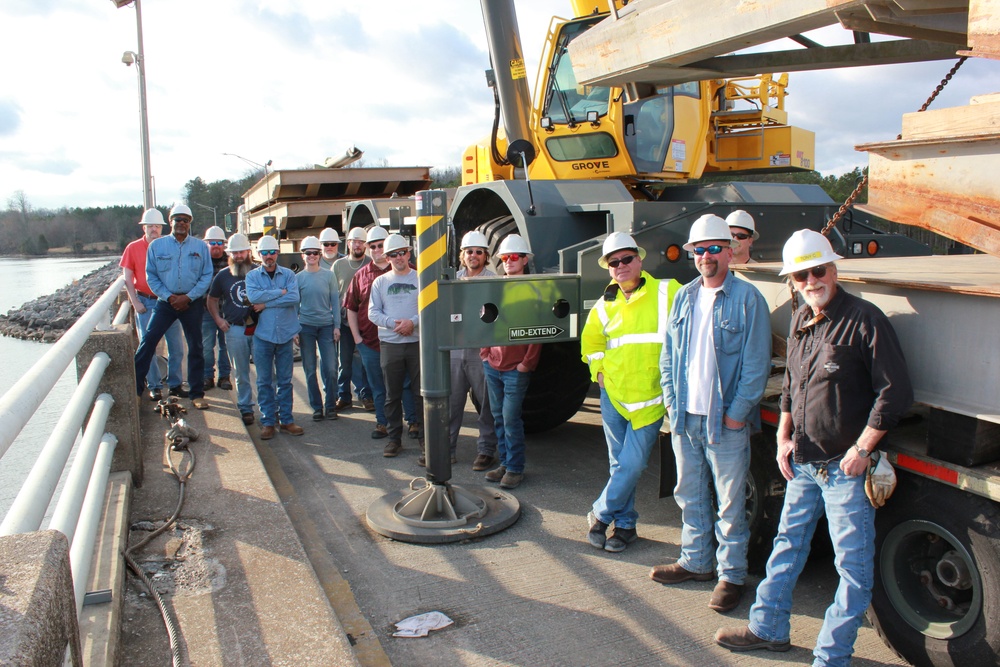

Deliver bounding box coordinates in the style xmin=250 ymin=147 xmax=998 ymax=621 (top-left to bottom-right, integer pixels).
xmin=864 ymin=451 xmax=896 ymax=508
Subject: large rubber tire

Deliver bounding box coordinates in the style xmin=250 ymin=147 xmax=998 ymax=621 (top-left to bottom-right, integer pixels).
xmin=867 ymin=472 xmax=1000 ymax=667
xmin=745 ymin=431 xmax=786 ymax=574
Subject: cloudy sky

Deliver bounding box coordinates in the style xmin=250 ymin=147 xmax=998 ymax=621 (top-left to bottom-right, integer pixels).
xmin=2 ymin=0 xmax=997 ymax=212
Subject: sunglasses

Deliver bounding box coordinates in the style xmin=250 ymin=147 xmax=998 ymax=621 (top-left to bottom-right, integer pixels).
xmin=369 ymin=242 xmax=384 ymax=249
xmin=207 ymin=240 xmax=225 ymax=246
xmin=385 ymin=250 xmax=408 ymax=259
xmin=500 ymin=253 xmax=526 ymax=262
xmin=732 ymin=233 xmax=753 ymax=241
xmin=303 ymin=250 xmax=320 ymax=256
xmin=692 ymin=244 xmax=726 ymax=256
xmin=606 ymin=254 xmax=638 ymax=269
xmin=259 ymin=250 xmax=278 ymax=256
xmin=791 ymin=265 xmax=829 ymax=282
xmin=464 ymin=249 xmax=485 ymax=256
xmin=322 ymin=242 xmax=338 ymax=247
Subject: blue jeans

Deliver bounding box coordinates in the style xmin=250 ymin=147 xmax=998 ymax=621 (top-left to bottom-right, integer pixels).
xmin=592 ymin=388 xmax=662 ymax=530
xmin=672 ymin=413 xmax=750 ymax=584
xmin=748 ymin=461 xmax=875 ymax=667
xmin=253 ymin=337 xmax=294 ymax=426
xmin=224 ymin=324 xmax=254 ymax=414
xmin=300 ymin=323 xmax=338 ymax=413
xmin=202 ymin=311 xmax=230 ymax=380
xmin=337 ymin=324 xmax=370 ymax=402
xmin=358 ymin=340 xmax=417 ymax=426
xmin=134 ymin=298 xmax=206 ymax=399
xmin=483 ymin=362 xmax=531 ymax=474
xmin=136 ymin=294 xmax=183 ymax=389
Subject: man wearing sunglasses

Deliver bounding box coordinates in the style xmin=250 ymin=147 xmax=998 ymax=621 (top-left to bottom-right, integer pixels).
xmin=332 ymin=227 xmax=373 ymax=412
xmin=726 ymin=210 xmax=759 ymax=265
xmin=717 ymin=230 xmax=912 ymax=663
xmin=650 ymin=213 xmax=771 ymax=614
xmin=318 ymin=227 xmax=342 ymax=271
xmin=201 ymin=226 xmax=232 ymax=393
xmin=449 ymin=231 xmax=498 ymax=471
xmin=582 ymin=231 xmax=682 ymax=553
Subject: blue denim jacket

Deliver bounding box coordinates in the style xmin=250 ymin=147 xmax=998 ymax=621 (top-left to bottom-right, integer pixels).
xmin=245 ymin=266 xmax=301 ymax=345
xmin=660 ymin=270 xmax=771 ymax=444
xmin=145 ymin=234 xmax=213 ymax=300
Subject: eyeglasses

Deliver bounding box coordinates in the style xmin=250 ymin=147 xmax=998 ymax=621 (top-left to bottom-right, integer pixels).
xmin=791 ymin=264 xmax=829 ymax=283
xmin=171 ymin=217 xmax=191 ymax=223
xmin=385 ymin=250 xmax=408 ymax=259
xmin=500 ymin=253 xmax=526 ymax=262
xmin=732 ymin=233 xmax=752 ymax=241
xmin=369 ymin=242 xmax=384 ymax=249
xmin=259 ymin=250 xmax=278 ymax=256
xmin=207 ymin=240 xmax=225 ymax=246
xmin=692 ymin=244 xmax=726 ymax=256
xmin=322 ymin=242 xmax=338 ymax=247
xmin=464 ymin=249 xmax=485 ymax=256
xmin=303 ymin=250 xmax=320 ymax=256
xmin=606 ymin=254 xmax=638 ymax=269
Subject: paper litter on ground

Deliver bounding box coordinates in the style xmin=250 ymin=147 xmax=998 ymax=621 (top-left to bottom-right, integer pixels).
xmin=392 ymin=611 xmax=454 ymax=638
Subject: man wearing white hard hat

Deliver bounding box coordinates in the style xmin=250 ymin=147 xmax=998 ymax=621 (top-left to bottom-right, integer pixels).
xmin=207 ymin=233 xmax=260 ymax=425
xmin=332 ymin=226 xmax=372 ymax=412
xmin=120 ymin=208 xmax=183 ymax=401
xmin=717 ymin=230 xmax=912 ymax=663
xmin=449 ymin=231 xmax=498 ymax=471
xmin=134 ymin=204 xmax=214 ymax=410
xmin=201 ymin=225 xmax=231 ymax=392
xmin=726 ymin=210 xmax=759 ymax=265
xmin=318 ymin=227 xmax=342 ymax=270
xmin=650 ymin=213 xmax=771 ymax=613
xmin=582 ymin=232 xmax=682 ymax=553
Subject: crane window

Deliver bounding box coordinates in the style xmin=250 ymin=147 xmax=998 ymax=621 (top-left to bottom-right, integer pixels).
xmin=545 ymin=133 xmax=618 ymax=161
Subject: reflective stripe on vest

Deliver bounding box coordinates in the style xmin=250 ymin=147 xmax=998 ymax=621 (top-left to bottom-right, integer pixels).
xmin=606 ymin=332 xmax=662 ymax=349
xmin=617 ymin=395 xmax=663 ymax=412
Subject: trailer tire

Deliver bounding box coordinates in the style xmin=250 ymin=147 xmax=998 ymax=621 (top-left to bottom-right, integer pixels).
xmin=867 ymin=472 xmax=1000 ymax=667
xmin=745 ymin=432 xmax=785 ymax=574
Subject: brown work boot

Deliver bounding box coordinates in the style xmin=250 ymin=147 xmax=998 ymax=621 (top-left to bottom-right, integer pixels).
xmin=472 ymin=454 xmax=497 ymax=471
xmin=279 ymin=423 xmax=304 ymax=436
xmin=499 ymin=471 xmax=523 ymax=489
xmin=408 ymin=422 xmax=421 ymax=439
xmin=383 ymin=440 xmax=402 ymax=457
xmin=335 ymin=398 xmax=352 ymax=410
xmin=362 ymin=398 xmax=375 ymax=412
xmin=191 ymin=397 xmax=209 ymax=410
xmin=708 ymin=581 xmax=744 ymax=613
xmin=371 ymin=423 xmax=388 ymax=440
xmin=260 ymin=425 xmax=276 ymax=440
xmin=217 ymin=376 xmax=232 ymax=390
xmin=203 ymin=377 xmax=215 ymax=390
xmin=485 ymin=466 xmax=506 ymax=482
xmin=649 ymin=563 xmax=715 ymax=585
xmin=715 ymin=626 xmax=790 ymax=653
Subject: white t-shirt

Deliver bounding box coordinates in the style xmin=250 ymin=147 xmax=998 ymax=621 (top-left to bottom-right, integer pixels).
xmin=685 ymin=283 xmax=723 ymax=415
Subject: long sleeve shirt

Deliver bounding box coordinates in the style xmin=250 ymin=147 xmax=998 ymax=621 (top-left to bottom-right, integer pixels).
xmin=297 ymin=270 xmax=341 ymax=329
xmin=368 ymin=269 xmax=419 ymax=345
xmin=344 ymin=261 xmax=392 ymax=349
xmin=245 ymin=265 xmax=300 ymax=344
xmin=145 ymin=234 xmax=214 ymax=301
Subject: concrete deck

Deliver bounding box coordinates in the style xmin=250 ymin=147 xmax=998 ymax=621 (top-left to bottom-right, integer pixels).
xmin=121 ymin=362 xmax=910 ymax=667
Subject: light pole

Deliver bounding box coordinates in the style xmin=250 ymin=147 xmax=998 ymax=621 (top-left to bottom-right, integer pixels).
xmin=192 ymin=202 xmax=217 ymax=228
xmin=113 ymin=0 xmax=154 ymax=211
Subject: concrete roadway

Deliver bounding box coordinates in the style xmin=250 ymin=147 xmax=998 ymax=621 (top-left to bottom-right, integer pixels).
xmin=122 ymin=358 xmax=910 ymax=667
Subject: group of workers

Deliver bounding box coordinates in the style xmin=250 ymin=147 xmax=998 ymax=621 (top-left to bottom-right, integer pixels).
xmin=123 ymin=203 xmax=913 ymax=665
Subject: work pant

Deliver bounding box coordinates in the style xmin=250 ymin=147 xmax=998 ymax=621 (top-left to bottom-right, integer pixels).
xmin=483 ymin=362 xmax=531 ymax=474
xmin=448 ymin=348 xmax=496 ymax=457
xmin=337 ymin=322 xmax=370 ymax=403
xmin=201 ymin=310 xmax=230 ymax=380
xmin=223 ymin=324 xmax=254 ymax=415
xmin=134 ymin=298 xmax=206 ymax=399
xmin=135 ymin=293 xmax=182 ymax=390
xmin=253 ymin=337 xmax=294 ymax=426
xmin=300 ymin=323 xmax=338 ymax=414
xmin=358 ymin=339 xmax=417 ymax=427
xmin=380 ymin=341 xmax=422 ymax=443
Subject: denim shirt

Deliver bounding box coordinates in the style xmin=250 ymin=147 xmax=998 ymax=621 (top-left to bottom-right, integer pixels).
xmin=245 ymin=265 xmax=301 ymax=345
xmin=660 ymin=270 xmax=771 ymax=444
xmin=145 ymin=234 xmax=213 ymax=301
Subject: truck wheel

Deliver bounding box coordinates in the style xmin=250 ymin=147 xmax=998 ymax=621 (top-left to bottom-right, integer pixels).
xmin=745 ymin=432 xmax=785 ymax=574
xmin=867 ymin=472 xmax=1000 ymax=667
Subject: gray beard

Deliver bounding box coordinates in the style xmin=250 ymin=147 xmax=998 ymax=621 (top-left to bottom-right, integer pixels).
xmin=229 ymin=259 xmax=254 ymax=278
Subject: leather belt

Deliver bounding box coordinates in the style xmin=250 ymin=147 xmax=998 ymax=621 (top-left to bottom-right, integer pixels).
xmin=137 ymin=291 xmax=156 ymax=300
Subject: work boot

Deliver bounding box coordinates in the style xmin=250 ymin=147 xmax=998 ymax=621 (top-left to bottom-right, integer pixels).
xmin=371 ymin=423 xmax=388 ymax=439
xmin=362 ymin=398 xmax=375 ymax=412
xmin=604 ymin=527 xmax=638 ymax=553
xmin=485 ymin=466 xmax=506 ymax=483
xmin=472 ymin=454 xmax=497 ymax=471
xmin=279 ymin=423 xmax=304 ymax=436
xmin=335 ymin=398 xmax=352 ymax=410
xmin=714 ymin=626 xmax=790 ymax=653
xmin=587 ymin=511 xmax=609 ymax=549
xmin=260 ymin=425 xmax=276 ymax=440
xmin=312 ymin=410 xmax=324 ymax=421
xmin=708 ymin=581 xmax=744 ymax=613
xmin=325 ymin=408 xmax=338 ymax=420
xmin=191 ymin=397 xmax=209 ymax=410
xmin=148 ymin=388 xmax=162 ymax=402
xmin=649 ymin=563 xmax=715 ymax=585
xmin=168 ymin=385 xmax=188 ymax=398
xmin=241 ymin=412 xmax=255 ymax=425
xmin=217 ymin=377 xmax=232 ymax=391
xmin=203 ymin=377 xmax=215 ymax=390
xmin=408 ymin=422 xmax=421 ymax=439
xmin=499 ymin=471 xmax=524 ymax=489
xmin=383 ymin=440 xmax=402 ymax=457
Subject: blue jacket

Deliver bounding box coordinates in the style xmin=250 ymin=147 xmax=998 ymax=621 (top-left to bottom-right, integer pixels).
xmin=245 ymin=265 xmax=301 ymax=344
xmin=660 ymin=270 xmax=771 ymax=444
xmin=145 ymin=234 xmax=213 ymax=301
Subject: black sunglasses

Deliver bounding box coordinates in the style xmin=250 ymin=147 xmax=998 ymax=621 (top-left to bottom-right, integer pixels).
xmin=464 ymin=248 xmax=485 ymax=256
xmin=303 ymin=250 xmax=320 ymax=256
xmin=692 ymin=244 xmax=726 ymax=256
xmin=322 ymin=242 xmax=338 ymax=247
xmin=385 ymin=250 xmax=408 ymax=259
xmin=791 ymin=265 xmax=829 ymax=282
xmin=607 ymin=254 xmax=638 ymax=269
xmin=732 ymin=233 xmax=753 ymax=241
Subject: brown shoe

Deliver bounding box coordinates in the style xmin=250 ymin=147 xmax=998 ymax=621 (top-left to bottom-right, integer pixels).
xmin=408 ymin=422 xmax=421 ymax=439
xmin=217 ymin=376 xmax=232 ymax=391
xmin=499 ymin=471 xmax=523 ymax=489
xmin=203 ymin=377 xmax=215 ymax=390
xmin=708 ymin=581 xmax=744 ymax=613
xmin=371 ymin=423 xmax=388 ymax=440
xmin=335 ymin=398 xmax=352 ymax=410
xmin=241 ymin=412 xmax=255 ymax=425
xmin=362 ymin=398 xmax=375 ymax=412
xmin=485 ymin=466 xmax=506 ymax=482
xmin=649 ymin=563 xmax=715 ymax=585
xmin=383 ymin=440 xmax=402 ymax=457
xmin=279 ymin=423 xmax=304 ymax=436
xmin=260 ymin=425 xmax=276 ymax=440
xmin=191 ymin=397 xmax=209 ymax=410
xmin=715 ymin=626 xmax=790 ymax=653
xmin=472 ymin=454 xmax=497 ymax=471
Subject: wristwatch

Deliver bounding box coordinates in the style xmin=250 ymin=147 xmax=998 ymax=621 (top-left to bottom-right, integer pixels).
xmin=854 ymin=443 xmax=871 ymax=458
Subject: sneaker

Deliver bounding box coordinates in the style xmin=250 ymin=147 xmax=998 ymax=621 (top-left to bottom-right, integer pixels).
xmin=485 ymin=466 xmax=507 ymax=483
xmin=279 ymin=423 xmax=304 ymax=436
xmin=241 ymin=412 xmax=255 ymax=425
xmin=203 ymin=377 xmax=215 ymax=390
xmin=714 ymin=626 xmax=790 ymax=653
xmin=472 ymin=454 xmax=497 ymax=471
xmin=312 ymin=410 xmax=324 ymax=421
xmin=335 ymin=398 xmax=352 ymax=410
xmin=260 ymin=425 xmax=276 ymax=440
xmin=499 ymin=471 xmax=524 ymax=489
xmin=371 ymin=423 xmax=388 ymax=439
xmin=325 ymin=409 xmax=338 ymax=420
xmin=217 ymin=377 xmax=232 ymax=391
xmin=148 ymin=388 xmax=162 ymax=402
xmin=191 ymin=397 xmax=209 ymax=410
xmin=708 ymin=581 xmax=744 ymax=613
xmin=408 ymin=422 xmax=421 ymax=439
xmin=168 ymin=386 xmax=188 ymax=398
xmin=362 ymin=398 xmax=375 ymax=412
xmin=604 ymin=527 xmax=638 ymax=553
xmin=587 ymin=511 xmax=609 ymax=549
xmin=649 ymin=563 xmax=715 ymax=585
xmin=383 ymin=440 xmax=402 ymax=457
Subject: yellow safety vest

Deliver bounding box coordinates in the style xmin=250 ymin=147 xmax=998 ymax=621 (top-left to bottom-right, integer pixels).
xmin=581 ymin=271 xmax=681 ymax=429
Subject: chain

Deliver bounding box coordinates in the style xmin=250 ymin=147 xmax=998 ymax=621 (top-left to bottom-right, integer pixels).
xmin=819 ymin=56 xmax=968 ymax=238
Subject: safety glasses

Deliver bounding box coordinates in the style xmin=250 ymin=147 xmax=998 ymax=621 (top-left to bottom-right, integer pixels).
xmin=385 ymin=250 xmax=408 ymax=259
xmin=259 ymin=250 xmax=278 ymax=257
xmin=731 ymin=233 xmax=752 ymax=241
xmin=499 ymin=253 xmax=526 ymax=262
xmin=322 ymin=242 xmax=338 ymax=247
xmin=207 ymin=240 xmax=225 ymax=246
xmin=303 ymin=251 xmax=320 ymax=256
xmin=464 ymin=249 xmax=485 ymax=256
xmin=368 ymin=242 xmax=384 ymax=250
xmin=606 ymin=254 xmax=638 ymax=269
xmin=692 ymin=245 xmax=726 ymax=256
xmin=791 ymin=265 xmax=829 ymax=283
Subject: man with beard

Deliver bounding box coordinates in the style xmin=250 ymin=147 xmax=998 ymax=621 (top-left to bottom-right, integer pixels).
xmin=727 ymin=210 xmax=759 ymax=265
xmin=318 ymin=227 xmax=342 ymax=270
xmin=207 ymin=233 xmax=261 ymax=425
xmin=134 ymin=204 xmax=214 ymax=410
xmin=649 ymin=214 xmax=771 ymax=614
xmin=202 ymin=226 xmax=232 ymax=391
xmin=332 ymin=226 xmax=372 ymax=411
xmin=246 ymin=235 xmax=303 ymax=439
xmin=716 ymin=230 xmax=912 ymax=664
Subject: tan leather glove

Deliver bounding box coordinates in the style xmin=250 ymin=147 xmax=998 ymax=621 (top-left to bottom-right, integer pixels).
xmin=865 ymin=452 xmax=896 ymax=508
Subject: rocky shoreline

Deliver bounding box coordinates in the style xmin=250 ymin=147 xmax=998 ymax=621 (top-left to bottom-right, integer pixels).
xmin=0 ymin=261 xmax=121 ymax=342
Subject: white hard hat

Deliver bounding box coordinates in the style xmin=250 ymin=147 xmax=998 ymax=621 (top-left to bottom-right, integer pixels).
xmin=203 ymin=226 xmax=226 ymax=241
xmin=300 ymin=235 xmax=322 ymax=251
xmin=346 ymin=227 xmax=367 ymax=242
xmin=169 ymin=204 xmax=193 ymax=220
xmin=257 ymin=235 xmax=279 ymax=253
xmin=383 ymin=234 xmax=411 ymax=254
xmin=139 ymin=208 xmax=165 ymax=226
xmin=366 ymin=226 xmax=389 ymax=243
xmin=460 ymin=230 xmax=489 ymax=250
xmin=497 ymin=234 xmax=532 ymax=257
xmin=319 ymin=227 xmax=341 ymax=243
xmin=779 ymin=229 xmax=843 ymax=276
xmin=226 ymin=233 xmax=251 ymax=252
xmin=726 ymin=210 xmax=759 ymax=240
xmin=598 ymin=231 xmax=646 ymax=269
xmin=684 ymin=214 xmax=737 ymax=252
